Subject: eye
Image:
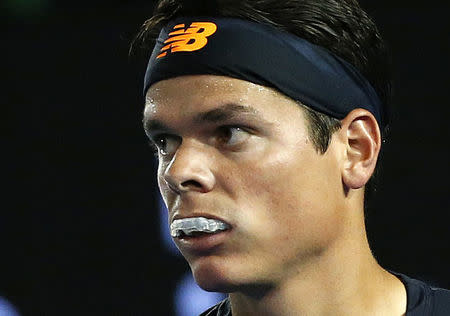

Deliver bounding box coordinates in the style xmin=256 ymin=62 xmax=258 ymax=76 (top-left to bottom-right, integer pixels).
xmin=217 ymin=126 xmax=251 ymax=147
xmin=151 ymin=134 xmax=180 ymax=156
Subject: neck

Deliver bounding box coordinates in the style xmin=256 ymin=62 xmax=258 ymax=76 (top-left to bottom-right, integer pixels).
xmin=229 ymin=205 xmax=406 ymax=316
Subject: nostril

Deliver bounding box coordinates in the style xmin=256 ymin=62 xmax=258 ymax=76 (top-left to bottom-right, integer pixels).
xmin=180 ymin=180 xmax=203 ymax=190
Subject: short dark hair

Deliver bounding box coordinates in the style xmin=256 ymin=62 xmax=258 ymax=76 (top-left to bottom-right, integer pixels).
xmin=134 ymin=0 xmax=392 ymax=213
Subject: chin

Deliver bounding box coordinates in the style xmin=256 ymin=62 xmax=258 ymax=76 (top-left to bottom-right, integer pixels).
xmin=189 ymin=257 xmax=242 ymax=293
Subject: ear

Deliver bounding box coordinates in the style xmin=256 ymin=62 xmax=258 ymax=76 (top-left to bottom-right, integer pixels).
xmin=340 ymin=109 xmax=381 ymax=190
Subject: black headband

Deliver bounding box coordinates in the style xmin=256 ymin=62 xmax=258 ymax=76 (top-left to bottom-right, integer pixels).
xmin=144 ymin=17 xmax=384 ymax=127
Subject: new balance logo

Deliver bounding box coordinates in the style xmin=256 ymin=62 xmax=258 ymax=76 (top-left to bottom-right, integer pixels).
xmin=157 ymin=22 xmax=218 ymax=59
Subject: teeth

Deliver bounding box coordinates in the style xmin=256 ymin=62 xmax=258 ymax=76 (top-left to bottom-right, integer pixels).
xmin=170 ymin=217 xmax=230 ymax=237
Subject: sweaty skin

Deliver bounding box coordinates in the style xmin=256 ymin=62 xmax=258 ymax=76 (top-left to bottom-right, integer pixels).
xmin=143 ymin=75 xmax=407 ymax=316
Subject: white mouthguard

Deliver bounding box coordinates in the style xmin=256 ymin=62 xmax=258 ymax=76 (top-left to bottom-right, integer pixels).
xmin=170 ymin=217 xmax=230 ymax=237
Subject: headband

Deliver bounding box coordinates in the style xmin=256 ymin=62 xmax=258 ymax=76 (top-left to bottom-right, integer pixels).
xmin=144 ymin=16 xmax=384 ymax=127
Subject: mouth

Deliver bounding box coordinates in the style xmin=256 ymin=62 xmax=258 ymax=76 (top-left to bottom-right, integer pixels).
xmin=170 ymin=216 xmax=231 ymax=238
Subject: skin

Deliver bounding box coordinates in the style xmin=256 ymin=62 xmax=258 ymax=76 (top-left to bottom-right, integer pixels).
xmin=143 ymin=75 xmax=407 ymax=316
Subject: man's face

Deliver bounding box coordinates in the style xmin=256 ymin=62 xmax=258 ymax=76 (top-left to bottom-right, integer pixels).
xmin=143 ymin=75 xmax=346 ymax=292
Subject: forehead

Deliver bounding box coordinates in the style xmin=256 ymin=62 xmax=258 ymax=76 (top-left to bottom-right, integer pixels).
xmin=143 ymin=75 xmax=301 ymax=121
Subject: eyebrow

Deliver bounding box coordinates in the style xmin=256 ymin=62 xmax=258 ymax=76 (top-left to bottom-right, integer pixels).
xmin=143 ymin=102 xmax=269 ymax=134
xmin=193 ymin=103 xmax=262 ymax=123
xmin=143 ymin=120 xmax=172 ymax=135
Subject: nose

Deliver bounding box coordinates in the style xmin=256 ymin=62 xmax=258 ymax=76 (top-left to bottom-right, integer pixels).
xmin=161 ymin=139 xmax=215 ymax=194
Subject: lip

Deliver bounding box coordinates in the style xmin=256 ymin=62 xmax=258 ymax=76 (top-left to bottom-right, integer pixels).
xmin=172 ymin=213 xmax=232 ymax=226
xmin=175 ymin=228 xmax=233 ymax=255
xmin=171 ymin=213 xmax=233 ymax=255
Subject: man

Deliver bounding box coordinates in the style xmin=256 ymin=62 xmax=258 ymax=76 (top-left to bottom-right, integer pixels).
xmin=137 ymin=0 xmax=450 ymax=315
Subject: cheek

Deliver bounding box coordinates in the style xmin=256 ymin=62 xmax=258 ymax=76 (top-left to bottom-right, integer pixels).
xmin=232 ymin=147 xmax=343 ymax=252
xmin=156 ymin=164 xmax=174 ymax=210
xmin=156 ymin=165 xmax=165 ymax=196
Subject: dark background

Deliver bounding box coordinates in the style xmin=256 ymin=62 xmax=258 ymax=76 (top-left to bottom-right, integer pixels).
xmin=2 ymin=1 xmax=449 ymax=315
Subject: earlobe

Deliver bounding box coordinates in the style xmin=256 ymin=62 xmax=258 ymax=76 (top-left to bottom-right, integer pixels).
xmin=341 ymin=109 xmax=381 ymax=190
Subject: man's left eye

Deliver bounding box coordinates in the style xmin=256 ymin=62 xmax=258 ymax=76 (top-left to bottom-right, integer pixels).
xmin=217 ymin=126 xmax=251 ymax=147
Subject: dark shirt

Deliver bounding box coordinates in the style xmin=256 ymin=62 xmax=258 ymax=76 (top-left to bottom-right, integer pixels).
xmin=199 ymin=273 xmax=450 ymax=315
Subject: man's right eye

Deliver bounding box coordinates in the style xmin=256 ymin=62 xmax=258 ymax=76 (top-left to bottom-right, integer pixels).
xmin=150 ymin=134 xmax=179 ymax=156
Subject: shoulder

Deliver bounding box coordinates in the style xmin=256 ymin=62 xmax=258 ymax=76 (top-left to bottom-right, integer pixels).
xmin=392 ymin=272 xmax=450 ymax=316
xmin=199 ymin=298 xmax=231 ymax=316
xmin=430 ymin=286 xmax=450 ymax=315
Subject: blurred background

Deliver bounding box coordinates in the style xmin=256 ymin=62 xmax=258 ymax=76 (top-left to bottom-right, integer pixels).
xmin=2 ymin=0 xmax=449 ymax=315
